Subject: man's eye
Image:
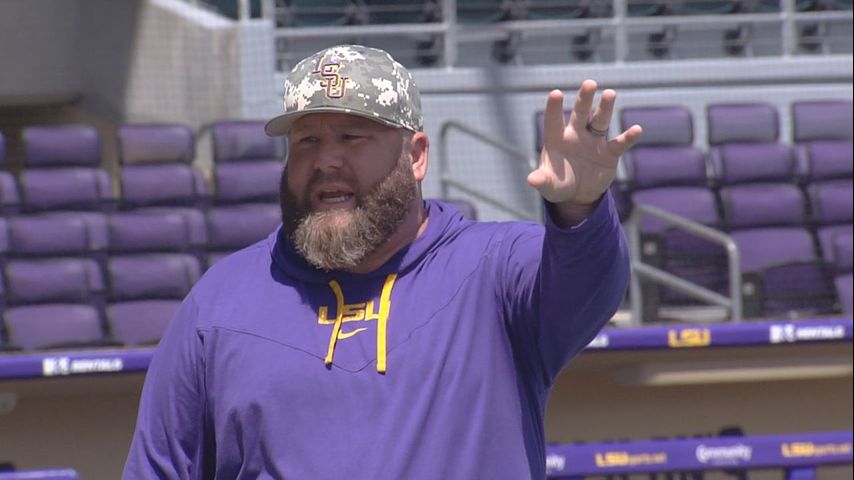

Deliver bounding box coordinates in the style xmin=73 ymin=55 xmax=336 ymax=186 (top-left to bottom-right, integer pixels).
xmin=343 ymin=134 xmax=364 ymax=141
xmin=298 ymin=136 xmax=319 ymax=144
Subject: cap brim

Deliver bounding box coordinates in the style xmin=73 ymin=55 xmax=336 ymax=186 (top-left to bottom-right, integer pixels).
xmin=264 ymin=107 xmax=408 ymax=137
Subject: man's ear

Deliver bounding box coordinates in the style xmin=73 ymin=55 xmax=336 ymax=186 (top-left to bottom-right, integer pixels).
xmin=409 ymin=132 xmax=429 ymax=182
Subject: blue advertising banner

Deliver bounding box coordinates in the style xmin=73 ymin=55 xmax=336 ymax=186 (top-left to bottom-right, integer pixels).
xmin=546 ymin=431 xmax=853 ymax=477
xmin=0 ymin=318 xmax=850 ymax=380
xmin=0 ymin=469 xmax=79 ymax=480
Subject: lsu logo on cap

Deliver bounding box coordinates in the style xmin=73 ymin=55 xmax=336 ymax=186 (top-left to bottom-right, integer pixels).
xmin=313 ymin=55 xmax=348 ymax=99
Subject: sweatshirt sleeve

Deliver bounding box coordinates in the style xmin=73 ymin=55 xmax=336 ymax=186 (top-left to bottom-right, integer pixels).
xmin=500 ymin=191 xmax=629 ymax=386
xmin=123 ymin=294 xmax=212 ymax=479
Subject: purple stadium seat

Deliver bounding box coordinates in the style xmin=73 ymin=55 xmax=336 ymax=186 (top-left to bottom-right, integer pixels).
xmin=3 ymin=305 xmax=106 ymax=351
xmin=796 ymin=139 xmax=853 ymax=182
xmin=108 ymin=300 xmax=181 ymax=346
xmin=21 ymin=126 xmax=113 ymax=210
xmin=792 ymin=100 xmax=852 ymax=186
xmin=730 ymin=228 xmax=816 ymax=273
xmin=808 ymin=179 xmax=853 ymax=261
xmin=620 ymin=106 xmax=706 ymax=192
xmin=5 ymin=215 xmax=104 ymax=300
xmin=0 ymin=133 xmax=21 ymax=215
xmin=792 ymin=99 xmax=853 ymax=143
xmin=211 ymin=120 xmax=284 ymax=205
xmin=106 ymin=212 xmax=202 ymax=346
xmin=711 ymin=142 xmax=796 ymax=185
xmin=621 ymin=105 xmax=695 ymax=147
xmin=206 ymin=121 xmax=284 ymax=264
xmin=722 ymin=183 xmax=807 ymax=229
xmin=707 ymin=103 xmax=795 ymax=187
xmin=720 ymin=180 xmax=812 ymax=273
xmin=707 ymin=103 xmax=780 ymax=145
xmin=0 ymin=216 xmax=8 ymax=259
xmin=831 ymin=231 xmax=853 ymax=272
xmin=20 ymin=125 xmax=113 ymax=251
xmin=3 ymin=215 xmax=110 ymax=350
xmin=0 ymin=172 xmax=20 ymax=215
xmin=117 ymin=124 xmax=208 ymax=248
xmin=628 ymin=146 xmax=708 ymax=188
xmin=5 ymin=257 xmax=103 ymax=306
xmin=205 ymin=204 xmax=281 ymax=266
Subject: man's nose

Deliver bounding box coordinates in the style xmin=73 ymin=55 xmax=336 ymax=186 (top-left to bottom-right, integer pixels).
xmin=313 ymin=139 xmax=347 ymax=171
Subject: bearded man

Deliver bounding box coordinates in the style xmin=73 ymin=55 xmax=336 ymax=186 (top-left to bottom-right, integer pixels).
xmin=124 ymin=44 xmax=641 ymax=480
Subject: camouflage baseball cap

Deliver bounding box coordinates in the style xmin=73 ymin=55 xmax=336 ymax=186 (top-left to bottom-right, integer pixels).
xmin=265 ymin=45 xmax=422 ymax=136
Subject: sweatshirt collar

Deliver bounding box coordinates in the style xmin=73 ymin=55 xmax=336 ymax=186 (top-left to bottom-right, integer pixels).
xmin=268 ymin=200 xmax=466 ymax=374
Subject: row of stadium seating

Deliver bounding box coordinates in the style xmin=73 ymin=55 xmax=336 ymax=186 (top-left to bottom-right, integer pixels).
xmin=0 ymin=121 xmax=283 ymax=240
xmin=539 ymin=99 xmax=851 ymax=319
xmin=211 ymin=0 xmax=853 ymax=26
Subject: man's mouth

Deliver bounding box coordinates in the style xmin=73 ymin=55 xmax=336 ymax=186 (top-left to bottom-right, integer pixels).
xmin=319 ymin=192 xmax=354 ymax=204
xmin=313 ymin=186 xmax=356 ymax=210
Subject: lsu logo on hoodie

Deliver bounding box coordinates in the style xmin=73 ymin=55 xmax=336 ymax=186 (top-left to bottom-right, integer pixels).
xmin=316 ymin=274 xmax=398 ymax=373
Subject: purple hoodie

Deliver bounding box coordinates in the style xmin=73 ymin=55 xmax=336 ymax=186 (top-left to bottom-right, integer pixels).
xmin=124 ymin=195 xmax=629 ymax=479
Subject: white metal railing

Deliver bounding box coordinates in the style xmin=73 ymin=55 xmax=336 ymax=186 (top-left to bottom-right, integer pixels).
xmin=438 ymin=120 xmax=543 ymax=222
xmin=627 ymin=203 xmax=743 ymax=325
xmin=243 ymin=0 xmax=853 ymax=68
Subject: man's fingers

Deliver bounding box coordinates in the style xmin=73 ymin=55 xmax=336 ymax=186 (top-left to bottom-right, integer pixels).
xmin=543 ymin=90 xmax=567 ymax=147
xmin=588 ymin=89 xmax=616 ymax=135
xmin=569 ymin=80 xmax=597 ymax=133
xmin=526 ymin=169 xmax=548 ymax=190
xmin=607 ymin=124 xmax=644 ymax=157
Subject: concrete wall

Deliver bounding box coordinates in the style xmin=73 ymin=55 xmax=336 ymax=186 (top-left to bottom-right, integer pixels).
xmin=77 ymin=0 xmax=144 ymax=122
xmin=0 ymin=0 xmax=81 ymax=105
xmin=0 ymin=0 xmax=277 ymax=173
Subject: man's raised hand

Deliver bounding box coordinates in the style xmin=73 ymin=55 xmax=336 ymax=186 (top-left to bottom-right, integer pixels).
xmin=527 ymin=80 xmax=643 ymax=208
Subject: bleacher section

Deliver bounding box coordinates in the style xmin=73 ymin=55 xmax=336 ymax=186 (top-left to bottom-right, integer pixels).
xmin=534 ymin=98 xmax=853 ymax=323
xmin=0 ymin=122 xmax=278 ymax=351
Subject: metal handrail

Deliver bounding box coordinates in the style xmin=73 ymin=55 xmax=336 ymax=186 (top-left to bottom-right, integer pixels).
xmin=627 ymin=203 xmax=743 ymax=325
xmin=438 ymin=120 xmax=543 ymax=222
xmin=255 ymin=0 xmax=853 ymax=66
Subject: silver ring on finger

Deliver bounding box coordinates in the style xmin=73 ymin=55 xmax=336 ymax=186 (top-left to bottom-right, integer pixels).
xmin=586 ymin=122 xmax=609 ymax=137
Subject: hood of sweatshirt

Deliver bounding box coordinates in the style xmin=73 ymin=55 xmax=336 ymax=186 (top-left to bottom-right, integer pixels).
xmin=268 ymin=199 xmax=471 ymax=373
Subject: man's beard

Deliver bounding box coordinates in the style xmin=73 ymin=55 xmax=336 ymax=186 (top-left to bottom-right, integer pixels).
xmin=280 ymin=155 xmax=417 ymax=271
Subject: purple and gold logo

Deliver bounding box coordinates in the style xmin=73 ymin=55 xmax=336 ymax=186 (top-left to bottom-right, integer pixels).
xmin=313 ymin=60 xmax=348 ymax=99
